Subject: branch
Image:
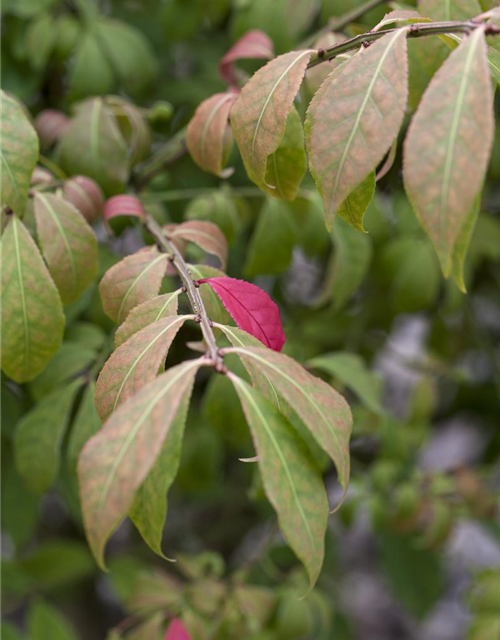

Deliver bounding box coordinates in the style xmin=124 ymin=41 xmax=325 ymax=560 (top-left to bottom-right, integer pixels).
xmin=331 ymin=0 xmax=387 ymax=33
xmin=307 ymin=20 xmax=500 ymax=68
xmin=143 ymin=214 xmax=226 ymax=371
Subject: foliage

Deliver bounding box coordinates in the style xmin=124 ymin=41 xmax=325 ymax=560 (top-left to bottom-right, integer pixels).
xmin=2 ymin=0 xmax=500 ymax=638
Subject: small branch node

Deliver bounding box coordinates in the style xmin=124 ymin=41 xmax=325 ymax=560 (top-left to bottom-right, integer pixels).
xmin=194 ymin=314 xmax=202 ymax=324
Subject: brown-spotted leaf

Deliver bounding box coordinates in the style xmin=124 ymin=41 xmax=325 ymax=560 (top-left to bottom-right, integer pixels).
xmin=225 ymin=346 xmax=352 ymax=497
xmin=34 ymin=193 xmax=98 ymax=304
xmin=305 ymin=33 xmax=346 ymax=96
xmin=78 ymin=359 xmax=202 ymax=569
xmin=128 ymin=388 xmax=190 ymax=559
xmin=231 ymin=49 xmax=314 ymax=187
xmin=99 ymin=247 xmax=168 ymax=324
xmin=114 ymin=290 xmax=181 ymax=347
xmin=1 ymin=91 xmax=39 ymax=216
xmin=170 ymin=221 xmax=228 ymax=268
xmin=186 ymin=92 xmax=237 ymax=177
xmin=95 ymin=315 xmax=192 ymax=420
xmin=418 ymin=0 xmax=482 ymax=21
xmin=1 ymin=216 xmax=64 ymax=383
xmin=305 ymin=30 xmax=408 ymax=229
xmin=230 ymin=375 xmax=328 ymax=589
xmin=403 ymin=27 xmax=494 ymax=275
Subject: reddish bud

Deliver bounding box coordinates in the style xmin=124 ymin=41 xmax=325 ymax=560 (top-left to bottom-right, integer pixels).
xmin=34 ymin=109 xmax=70 ymax=147
xmin=63 ymin=176 xmax=105 ymax=223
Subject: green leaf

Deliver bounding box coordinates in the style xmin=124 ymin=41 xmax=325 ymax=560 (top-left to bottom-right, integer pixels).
xmin=418 ymin=0 xmax=482 ymax=21
xmin=57 ymin=97 xmax=129 ymax=196
xmin=115 ymin=291 xmax=181 ymax=347
xmin=0 ymin=622 xmax=23 ymax=640
xmin=404 ymin=28 xmax=494 ymax=276
xmin=318 ymin=216 xmax=373 ymax=310
xmin=1 ymin=216 xmax=65 ymax=383
xmin=305 ymin=30 xmax=408 ymax=229
xmin=28 ymin=343 xmax=95 ymax=401
xmin=34 ymin=193 xmax=98 ymax=304
xmin=99 ymin=247 xmax=168 ymax=324
xmin=262 ymin=106 xmax=307 ymax=201
xmin=450 ymin=196 xmax=481 ymax=292
xmin=488 ymin=47 xmax=500 ymax=86
xmin=245 ymin=198 xmax=296 ymax=277
xmin=78 ymin=359 xmax=203 ymax=569
xmin=309 ymin=352 xmax=384 ymax=415
xmin=68 ymin=32 xmax=115 ymax=100
xmin=231 ymin=49 xmax=313 ymax=187
xmin=96 ymin=18 xmax=158 ymax=97
xmin=186 ymin=191 xmax=239 ymax=243
xmin=337 ymin=172 xmax=375 ymax=233
xmin=28 ymin=600 xmax=78 ymax=640
xmin=95 ymin=315 xmax=192 ymax=420
xmin=226 ymin=346 xmax=352 ymax=497
xmin=26 ymin=14 xmax=56 ymax=72
xmin=1 ymin=91 xmax=39 ymax=215
xmin=14 ymin=379 xmax=83 ymax=494
xmin=67 ymin=382 xmax=101 ymax=472
xmin=129 ymin=388 xmax=191 ymax=558
xmin=230 ymin=375 xmax=328 ymax=589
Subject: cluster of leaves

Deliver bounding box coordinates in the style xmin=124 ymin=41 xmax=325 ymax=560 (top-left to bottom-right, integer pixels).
xmin=2 ymin=0 xmax=500 ymax=639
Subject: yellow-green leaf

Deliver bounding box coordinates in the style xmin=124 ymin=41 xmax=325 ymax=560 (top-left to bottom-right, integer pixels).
xmin=403 ymin=28 xmax=494 ymax=276
xmin=78 ymin=358 xmax=202 ymax=569
xmin=1 ymin=216 xmax=64 ymax=382
xmin=34 ymin=193 xmax=98 ymax=304
xmin=418 ymin=0 xmax=482 ymax=21
xmin=337 ymin=172 xmax=375 ymax=232
xmin=305 ymin=30 xmax=408 ymax=229
xmin=230 ymin=375 xmax=328 ymax=589
xmin=1 ymin=91 xmax=39 ymax=215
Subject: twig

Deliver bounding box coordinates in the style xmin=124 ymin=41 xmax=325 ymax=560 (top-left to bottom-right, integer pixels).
xmin=331 ymin=0 xmax=388 ymax=32
xmin=134 ymin=128 xmax=187 ymax=190
xmin=307 ymin=20 xmax=500 ymax=68
xmin=143 ymin=214 xmax=226 ymax=371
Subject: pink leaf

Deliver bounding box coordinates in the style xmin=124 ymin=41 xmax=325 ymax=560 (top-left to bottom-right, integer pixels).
xmin=198 ymin=277 xmax=285 ymax=351
xmin=165 ymin=618 xmax=191 ymax=640
xmin=104 ymin=195 xmax=145 ymax=223
xmin=219 ymin=30 xmax=274 ymax=86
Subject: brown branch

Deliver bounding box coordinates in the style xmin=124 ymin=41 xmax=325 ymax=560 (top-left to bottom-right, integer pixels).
xmin=331 ymin=0 xmax=388 ymax=33
xmin=143 ymin=214 xmax=225 ymax=371
xmin=307 ymin=20 xmax=500 ymax=69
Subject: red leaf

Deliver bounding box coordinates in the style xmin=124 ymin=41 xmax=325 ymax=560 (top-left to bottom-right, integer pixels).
xmin=198 ymin=277 xmax=285 ymax=351
xmin=165 ymin=618 xmax=191 ymax=640
xmin=104 ymin=195 xmax=145 ymax=223
xmin=219 ymin=30 xmax=274 ymax=86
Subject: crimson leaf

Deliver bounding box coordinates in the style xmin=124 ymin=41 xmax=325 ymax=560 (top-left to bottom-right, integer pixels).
xmin=198 ymin=277 xmax=285 ymax=352
xmin=165 ymin=618 xmax=191 ymax=640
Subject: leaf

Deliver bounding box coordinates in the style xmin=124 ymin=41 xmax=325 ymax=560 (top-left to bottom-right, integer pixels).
xmin=450 ymin=196 xmax=481 ymax=292
xmin=215 ymin=323 xmax=290 ymax=414
xmin=403 ymin=27 xmax=494 ymax=275
xmin=57 ymin=97 xmax=129 ymax=196
xmin=96 ymin=315 xmax=192 ymax=421
xmin=129 ymin=388 xmax=190 ymax=558
xmin=99 ymin=247 xmax=168 ymax=324
xmin=219 ymin=29 xmax=274 ymax=85
xmin=170 ymin=221 xmax=228 ymax=269
xmin=225 ymin=346 xmax=352 ymax=496
xmin=186 ymin=191 xmax=239 ymax=243
xmin=305 ymin=30 xmax=408 ymax=229
xmin=317 ymin=216 xmax=373 ymax=310
xmin=245 ymin=198 xmax=296 ymax=277
xmin=337 ymin=172 xmax=375 ymax=232
xmin=488 ymin=46 xmax=500 ymax=86
xmin=68 ymin=33 xmax=115 ymax=101
xmin=186 ymin=92 xmax=237 ymax=177
xmin=262 ymin=106 xmax=307 ymax=201
xmin=188 ymin=264 xmax=231 ymax=325
xmin=373 ymin=10 xmax=430 ymax=30
xmin=418 ymin=0 xmax=482 ymax=21
xmin=34 ymin=193 xmax=98 ymax=304
xmin=1 ymin=91 xmax=39 ymax=215
xmin=62 ymin=175 xmax=104 ymax=224
xmin=14 ymin=380 xmax=83 ymax=494
xmin=309 ymin=352 xmax=384 ymax=415
xmin=67 ymin=383 xmax=101 ymax=472
xmin=230 ymin=49 xmax=314 ymax=186
xmin=106 ymin=95 xmax=152 ymax=166
xmin=230 ymin=375 xmax=328 ymax=588
xmin=165 ymin=618 xmax=192 ymax=640
xmin=115 ymin=291 xmax=181 ymax=347
xmin=198 ymin=277 xmax=285 ymax=351
xmin=78 ymin=359 xmax=202 ymax=568
xmin=104 ymin=194 xmax=146 ymax=224
xmin=305 ymin=33 xmax=346 ymax=96
xmin=1 ymin=216 xmax=65 ymax=383
xmin=28 ymin=600 xmax=78 ymax=640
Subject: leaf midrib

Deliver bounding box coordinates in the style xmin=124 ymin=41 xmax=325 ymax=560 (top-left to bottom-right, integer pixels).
xmin=117 ymin=253 xmax=166 ymax=323
xmin=12 ymin=218 xmax=30 ymax=378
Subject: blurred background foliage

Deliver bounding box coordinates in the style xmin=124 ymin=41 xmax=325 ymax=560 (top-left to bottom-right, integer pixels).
xmin=2 ymin=0 xmax=500 ymax=639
